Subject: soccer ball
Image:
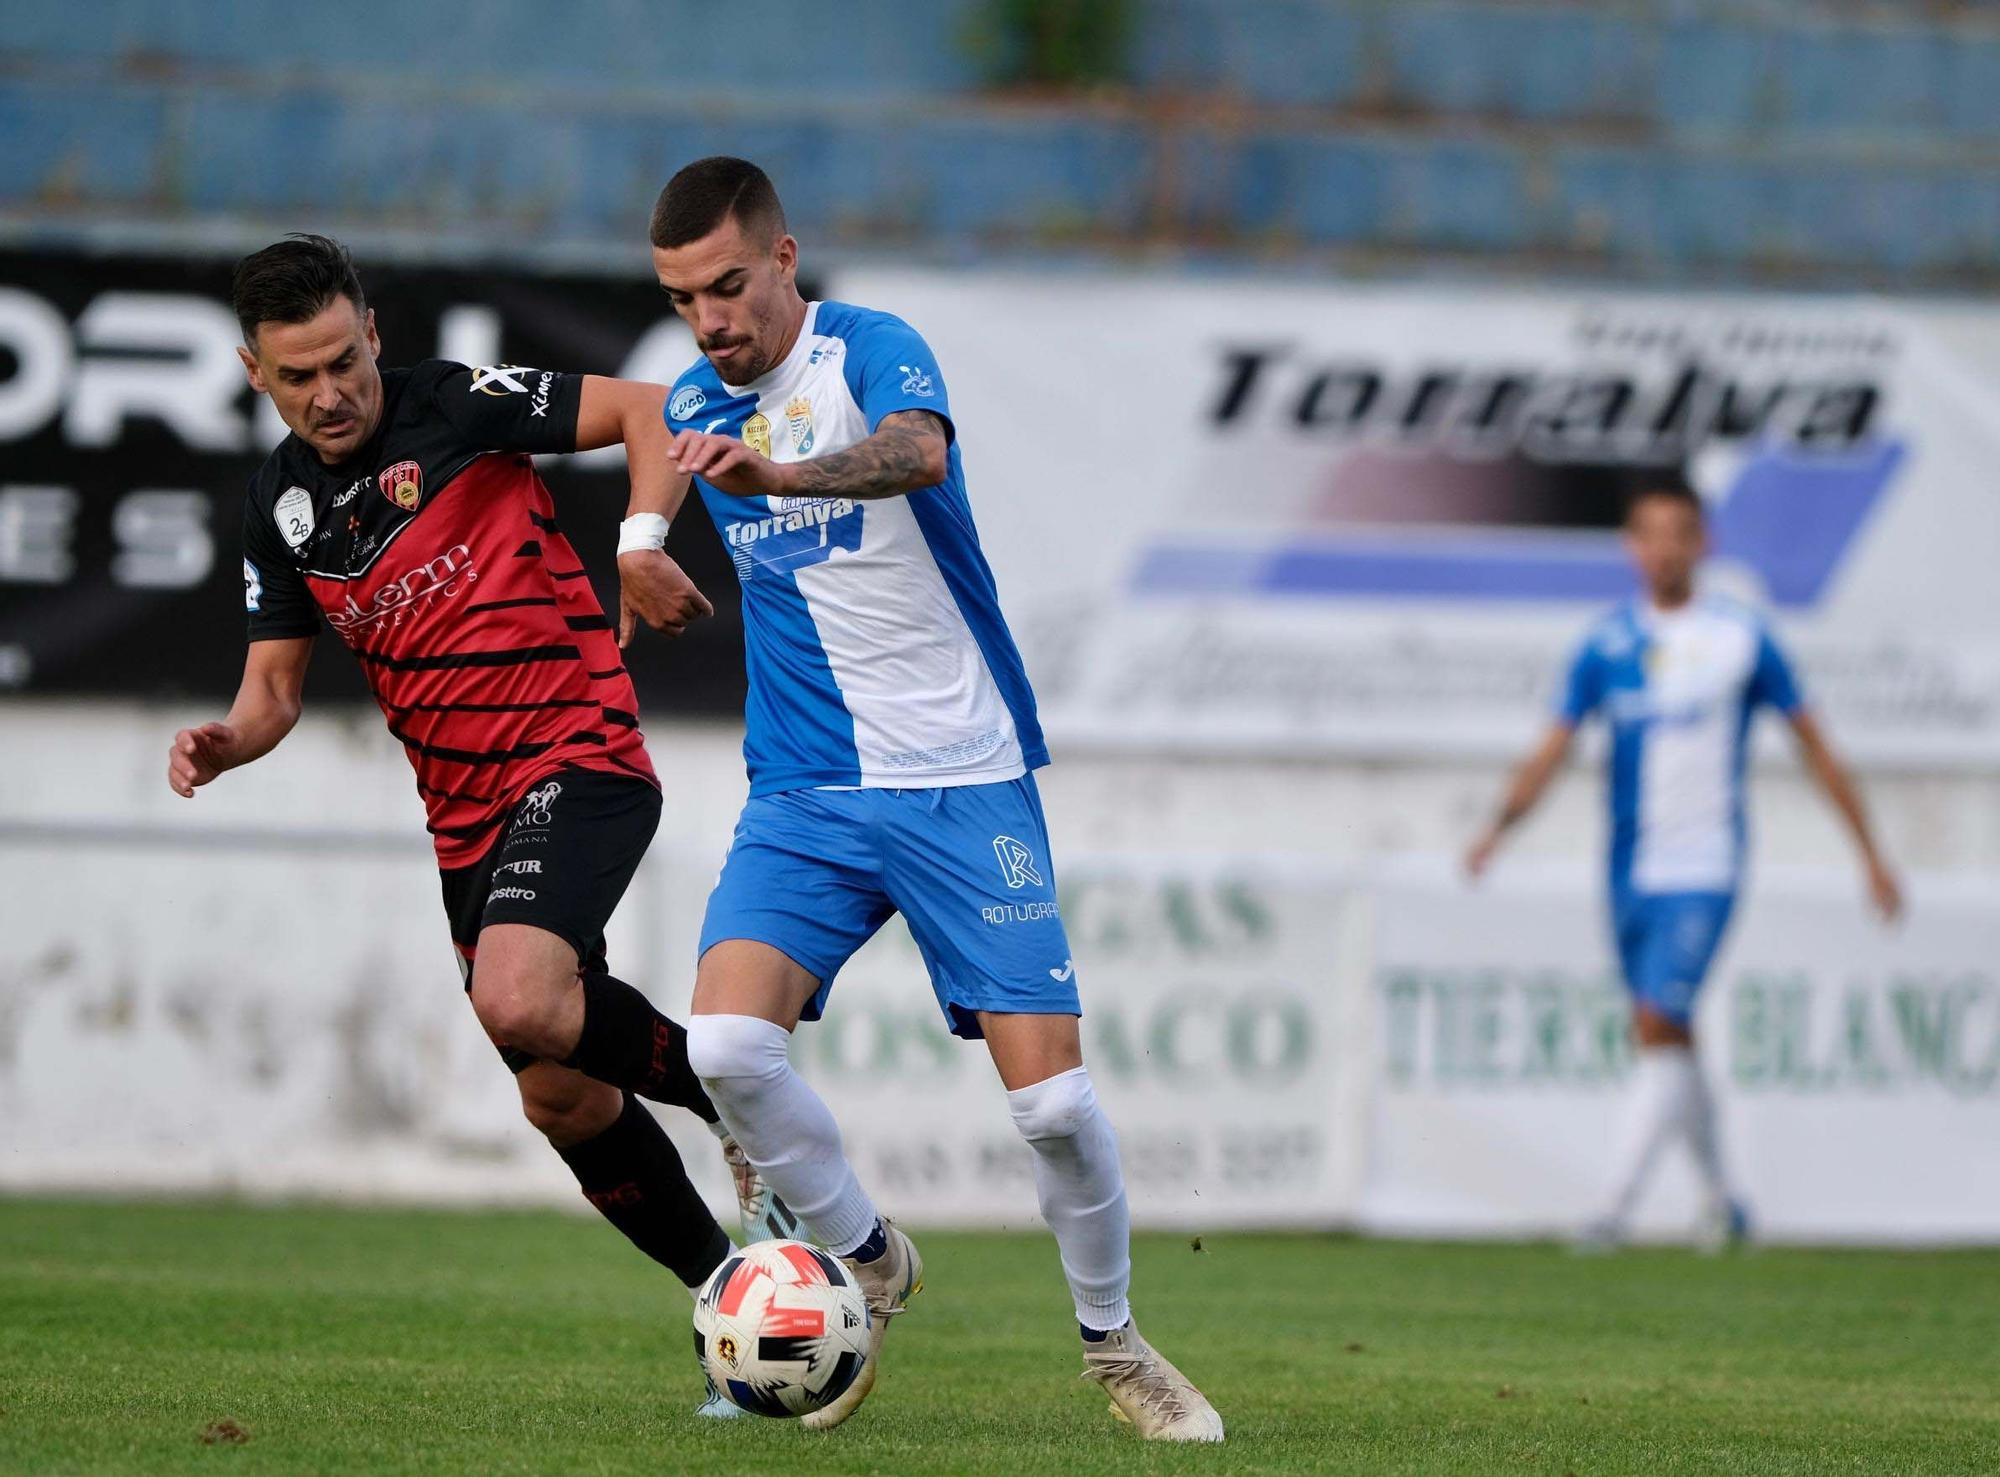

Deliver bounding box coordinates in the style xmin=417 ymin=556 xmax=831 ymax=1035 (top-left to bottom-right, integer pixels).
xmin=692 ymin=1239 xmax=872 ymax=1418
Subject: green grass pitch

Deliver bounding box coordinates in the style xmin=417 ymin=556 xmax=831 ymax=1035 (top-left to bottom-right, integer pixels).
xmin=3 ymin=1198 xmax=1996 ymax=1474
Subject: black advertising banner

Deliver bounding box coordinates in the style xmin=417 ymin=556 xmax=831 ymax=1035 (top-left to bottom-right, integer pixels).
xmin=0 ymin=246 xmax=771 ymax=712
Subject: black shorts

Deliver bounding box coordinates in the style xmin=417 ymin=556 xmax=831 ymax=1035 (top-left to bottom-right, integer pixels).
xmin=439 ymin=767 xmax=662 ymax=987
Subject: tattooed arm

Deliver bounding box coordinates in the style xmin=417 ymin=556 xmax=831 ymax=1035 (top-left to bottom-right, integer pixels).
xmin=784 ymin=411 xmax=949 ymax=498
xmin=665 ymin=410 xmax=950 ymax=501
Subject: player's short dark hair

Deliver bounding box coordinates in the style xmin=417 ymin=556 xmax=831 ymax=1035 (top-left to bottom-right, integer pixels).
xmin=649 ymin=156 xmax=787 ymax=249
xmin=1623 ymin=475 xmax=1704 ymax=525
xmin=231 ymin=233 xmax=366 ymax=346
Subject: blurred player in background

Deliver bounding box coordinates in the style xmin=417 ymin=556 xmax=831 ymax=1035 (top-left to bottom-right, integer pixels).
xmin=1466 ymin=480 xmax=1902 ymax=1248
xmin=615 ymin=157 xmax=1223 ymax=1441
xmin=166 ymin=235 xmax=786 ymax=1414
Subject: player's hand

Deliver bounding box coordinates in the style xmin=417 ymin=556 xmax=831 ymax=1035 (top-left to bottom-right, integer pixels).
xmin=618 ymin=549 xmax=714 ymax=646
xmin=1463 ymin=828 xmax=1501 ymax=882
xmin=1866 ymin=856 xmax=1904 ymax=924
xmin=167 ymin=721 xmax=238 ymax=798
xmin=667 ymin=431 xmax=787 ymax=498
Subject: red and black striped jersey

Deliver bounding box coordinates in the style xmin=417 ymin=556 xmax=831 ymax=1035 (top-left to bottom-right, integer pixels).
xmin=241 ymin=360 xmax=657 ymax=865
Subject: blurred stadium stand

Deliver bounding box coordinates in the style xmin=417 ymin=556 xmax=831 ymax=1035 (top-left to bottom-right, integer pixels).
xmin=4 ymin=1 xmax=1999 ymax=286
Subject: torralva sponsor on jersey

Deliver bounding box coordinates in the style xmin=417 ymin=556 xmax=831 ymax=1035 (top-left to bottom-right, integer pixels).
xmin=325 ymin=544 xmax=476 ymax=638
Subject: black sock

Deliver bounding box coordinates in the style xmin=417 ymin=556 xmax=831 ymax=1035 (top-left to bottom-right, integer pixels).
xmin=557 ymin=1093 xmax=732 ymax=1287
xmin=562 ymin=972 xmax=718 ymax=1121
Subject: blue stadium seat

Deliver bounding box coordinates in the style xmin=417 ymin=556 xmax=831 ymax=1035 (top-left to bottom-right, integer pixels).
xmin=1387 ymin=5 xmax=1648 ymax=123
xmin=3 ymin=0 xmax=1995 ymax=285
xmin=1773 ymin=21 xmax=1945 ymax=136
xmin=0 ymin=79 xmax=164 ymax=202
xmin=1136 ymin=0 xmax=1366 ymax=108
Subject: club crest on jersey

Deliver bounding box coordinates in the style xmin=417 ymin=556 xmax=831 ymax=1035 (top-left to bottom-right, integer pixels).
xmin=379 ymin=460 xmax=423 ymax=511
xmin=785 ymin=395 xmax=814 ymax=455
xmin=742 ymin=412 xmax=773 ymax=458
xmin=670 ymin=385 xmax=707 ymax=421
xmin=274 ymin=485 xmax=314 ymax=549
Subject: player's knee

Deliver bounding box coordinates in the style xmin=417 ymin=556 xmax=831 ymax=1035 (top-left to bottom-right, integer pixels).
xmin=520 ymin=1074 xmax=623 ymax=1146
xmin=684 ymin=1013 xmax=790 ymax=1086
xmin=470 ymin=978 xmax=568 ymax=1058
xmin=1007 ymin=1064 xmax=1098 ymax=1143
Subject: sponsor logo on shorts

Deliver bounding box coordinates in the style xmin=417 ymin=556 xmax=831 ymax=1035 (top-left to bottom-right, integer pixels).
xmin=982 ymin=901 xmax=1061 ymax=926
xmin=515 ymin=780 xmax=562 ymax=828
xmin=993 ymin=835 xmax=1043 ymax=890
xmin=488 ymin=885 xmax=538 ymax=902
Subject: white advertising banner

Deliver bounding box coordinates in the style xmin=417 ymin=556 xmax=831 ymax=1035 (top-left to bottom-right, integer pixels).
xmin=6 ymin=813 xmax=1998 ymax=1241
xmin=0 ymin=837 xmax=1359 ymax=1230
xmin=836 ymin=268 xmax=2000 ymax=769
xmin=1355 ymin=862 xmax=2000 ymax=1244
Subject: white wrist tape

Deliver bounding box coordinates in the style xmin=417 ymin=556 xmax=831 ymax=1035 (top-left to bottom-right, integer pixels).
xmin=616 ymin=513 xmax=671 ymax=554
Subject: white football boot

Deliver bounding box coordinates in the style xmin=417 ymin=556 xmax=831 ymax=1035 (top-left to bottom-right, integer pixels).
xmin=717 ymin=1131 xmax=799 ymax=1245
xmin=1081 ymin=1322 xmax=1224 ymax=1443
xmin=801 ymin=1221 xmax=923 ymax=1432
xmin=693 ymin=1371 xmax=744 ymax=1420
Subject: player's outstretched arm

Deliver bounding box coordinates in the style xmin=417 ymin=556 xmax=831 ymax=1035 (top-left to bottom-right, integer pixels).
xmin=668 ymin=410 xmax=949 ymax=502
xmin=1785 ymin=708 xmax=1903 ymax=922
xmin=570 ymin=376 xmax=715 ymax=646
xmin=167 ymin=636 xmax=313 ymax=798
xmin=1465 ymin=721 xmax=1576 ymax=879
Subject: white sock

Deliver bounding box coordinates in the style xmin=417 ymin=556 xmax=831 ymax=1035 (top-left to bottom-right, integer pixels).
xmin=1599 ymin=1046 xmax=1695 ymax=1225
xmin=1680 ymin=1049 xmax=1733 ymax=1210
xmin=1007 ymin=1066 xmax=1132 ymax=1332
xmin=684 ymin=1014 xmax=879 ymax=1256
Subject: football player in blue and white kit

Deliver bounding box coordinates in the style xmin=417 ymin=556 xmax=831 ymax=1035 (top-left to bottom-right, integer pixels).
xmin=1466 ymin=481 xmax=1901 ymax=1249
xmin=613 ymin=158 xmax=1222 ymax=1441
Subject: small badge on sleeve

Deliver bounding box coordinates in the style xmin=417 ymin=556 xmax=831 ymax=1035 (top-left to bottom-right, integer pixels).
xmin=274 ymin=485 xmax=314 ymax=549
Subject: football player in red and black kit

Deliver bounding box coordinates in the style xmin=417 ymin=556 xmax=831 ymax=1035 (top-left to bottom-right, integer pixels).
xmin=165 ymin=237 xmax=783 ymax=1404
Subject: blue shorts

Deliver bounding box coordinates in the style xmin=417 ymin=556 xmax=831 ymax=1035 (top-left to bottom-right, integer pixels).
xmin=1612 ymin=890 xmax=1736 ymax=1028
xmin=698 ymin=775 xmax=1080 ymax=1040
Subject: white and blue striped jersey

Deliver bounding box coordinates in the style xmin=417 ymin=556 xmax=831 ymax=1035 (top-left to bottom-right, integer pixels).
xmin=1559 ymin=594 xmax=1804 ymax=897
xmin=667 ymin=300 xmax=1048 ymax=796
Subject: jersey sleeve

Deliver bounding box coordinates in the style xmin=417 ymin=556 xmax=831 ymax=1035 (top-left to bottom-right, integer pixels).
xmin=840 ymin=314 xmax=956 ymax=442
xmin=241 ymin=489 xmax=319 ymax=642
xmin=1555 ymin=638 xmax=1606 ymax=725
xmin=1749 ymin=627 xmax=1806 ymax=714
xmin=428 ymin=360 xmax=585 ymax=454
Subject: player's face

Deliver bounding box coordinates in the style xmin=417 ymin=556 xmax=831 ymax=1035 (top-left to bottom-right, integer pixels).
xmin=1623 ymin=495 xmax=1706 ymax=605
xmin=237 ymin=297 xmax=384 ymax=464
xmin=653 ymin=217 xmax=801 ymax=383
